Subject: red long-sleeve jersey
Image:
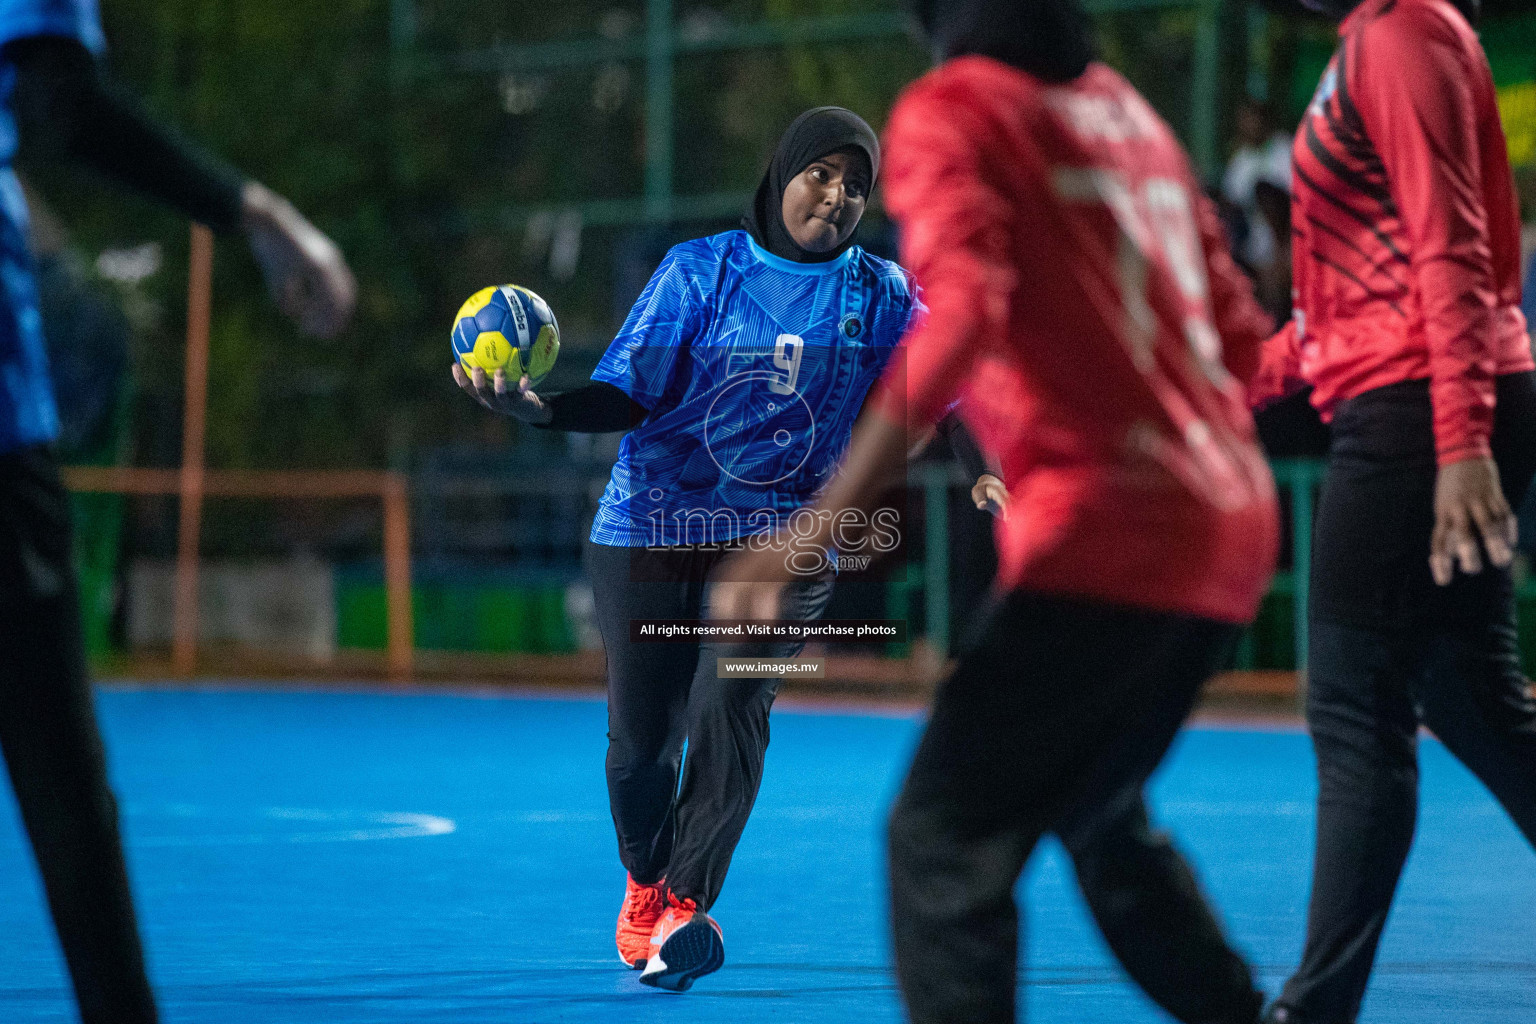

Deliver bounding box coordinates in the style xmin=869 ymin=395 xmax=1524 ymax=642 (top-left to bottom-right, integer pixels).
xmin=877 ymin=57 xmax=1279 ymax=624
xmin=1252 ymin=0 xmax=1533 ymax=463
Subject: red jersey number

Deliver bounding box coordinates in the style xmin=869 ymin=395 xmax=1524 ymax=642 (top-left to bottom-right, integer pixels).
xmin=1053 ymin=168 xmax=1226 ymax=385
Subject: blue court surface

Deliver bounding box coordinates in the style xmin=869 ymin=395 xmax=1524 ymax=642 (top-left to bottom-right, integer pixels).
xmin=1 ymin=688 xmax=1532 ymax=1023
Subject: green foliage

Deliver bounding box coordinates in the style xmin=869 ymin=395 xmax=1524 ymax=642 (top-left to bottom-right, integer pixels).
xmin=29 ymin=0 xmax=407 ymax=474
xmin=26 ymin=0 xmax=1232 ymax=517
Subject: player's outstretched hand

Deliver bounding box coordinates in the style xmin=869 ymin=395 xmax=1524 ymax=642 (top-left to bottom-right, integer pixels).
xmin=971 ymin=473 xmax=1010 ymax=520
xmin=1430 ymin=454 xmax=1517 ymax=586
xmin=707 ymin=541 xmax=799 ymax=623
xmin=708 ymin=578 xmax=787 ymax=623
xmin=451 ymin=363 xmax=554 ymax=424
xmin=242 ymin=182 xmax=357 ymax=338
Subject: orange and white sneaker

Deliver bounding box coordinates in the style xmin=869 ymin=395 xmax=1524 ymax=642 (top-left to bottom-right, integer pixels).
xmin=616 ymin=874 xmax=667 ymax=969
xmin=638 ymin=892 xmax=724 ymax=992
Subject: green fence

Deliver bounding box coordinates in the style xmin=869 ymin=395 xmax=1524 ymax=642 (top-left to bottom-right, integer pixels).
xmin=903 ymin=457 xmax=1315 ymax=671
xmin=324 ymin=459 xmax=1325 ymax=666
xmin=102 ymin=457 xmax=1536 ymax=668
xmin=903 ymin=456 xmax=1536 ymax=673
xmin=72 ymin=491 xmax=125 ymax=661
xmin=336 ymin=566 xmax=578 ymax=654
xmin=394 ymin=0 xmax=1231 ymax=235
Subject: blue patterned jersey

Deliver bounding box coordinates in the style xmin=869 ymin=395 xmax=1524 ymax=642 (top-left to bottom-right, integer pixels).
xmin=590 ymin=230 xmax=920 ymax=547
xmin=0 ymin=0 xmax=105 ymax=453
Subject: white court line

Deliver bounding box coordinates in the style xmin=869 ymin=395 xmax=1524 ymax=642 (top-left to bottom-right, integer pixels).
xmin=128 ymin=807 xmax=456 ymax=847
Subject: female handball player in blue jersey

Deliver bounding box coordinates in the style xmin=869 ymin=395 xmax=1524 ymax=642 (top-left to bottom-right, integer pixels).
xmin=454 ymin=107 xmax=920 ymax=991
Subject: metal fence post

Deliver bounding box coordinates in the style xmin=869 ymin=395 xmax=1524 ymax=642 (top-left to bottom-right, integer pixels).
xmin=1273 ymin=458 xmax=1319 ymax=676
xmin=382 ymin=473 xmax=415 ymax=681
xmin=172 ymin=225 xmax=214 ymax=678
xmin=644 ymin=0 xmax=674 ymax=222
xmin=1190 ymin=0 xmax=1223 ymax=180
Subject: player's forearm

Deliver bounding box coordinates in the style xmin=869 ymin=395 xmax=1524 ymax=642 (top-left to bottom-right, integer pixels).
xmin=9 ymin=36 xmax=246 ymax=233
xmin=535 ymin=382 xmax=649 ymax=432
xmin=906 ymin=425 xmax=937 ymax=461
xmin=1396 ymin=142 xmax=1499 ymax=465
xmin=799 ymin=407 xmax=910 ymax=553
xmin=887 ymin=277 xmax=990 ymax=434
xmin=1424 ymin=270 xmax=1498 ymax=464
xmin=1405 ymin=219 xmax=1498 ymax=463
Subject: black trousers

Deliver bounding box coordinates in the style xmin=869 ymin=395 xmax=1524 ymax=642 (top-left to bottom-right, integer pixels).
xmin=1277 ymin=374 xmax=1536 ymax=1023
xmin=0 ymin=446 xmax=157 ymax=1024
xmin=888 ymin=590 xmax=1262 ymax=1024
xmin=588 ymin=541 xmax=833 ymax=910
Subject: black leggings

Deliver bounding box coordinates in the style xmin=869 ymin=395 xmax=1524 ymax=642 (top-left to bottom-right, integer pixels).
xmin=1277 ymin=374 xmax=1536 ymax=1023
xmin=888 ymin=591 xmax=1261 ymax=1024
xmin=588 ymin=541 xmax=833 ymax=910
xmin=0 ymin=446 xmax=157 ymax=1023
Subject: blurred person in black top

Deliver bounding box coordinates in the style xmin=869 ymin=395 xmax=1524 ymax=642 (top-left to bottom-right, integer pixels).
xmin=0 ymin=7 xmax=355 ymax=1022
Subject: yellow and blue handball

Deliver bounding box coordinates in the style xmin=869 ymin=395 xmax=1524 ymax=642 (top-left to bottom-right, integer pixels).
xmin=451 ymin=284 xmax=560 ymax=387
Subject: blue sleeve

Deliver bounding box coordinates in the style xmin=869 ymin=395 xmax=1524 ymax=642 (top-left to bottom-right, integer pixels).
xmin=0 ymin=0 xmax=104 ymax=53
xmin=875 ymin=266 xmax=924 ymax=343
xmin=592 ymin=246 xmax=705 ymax=409
xmin=903 ymin=275 xmax=927 ymax=336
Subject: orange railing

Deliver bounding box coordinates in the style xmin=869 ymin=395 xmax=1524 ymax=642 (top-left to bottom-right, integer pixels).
xmin=63 ymin=466 xmax=415 ymax=680
xmin=64 ymin=225 xmax=414 ymax=680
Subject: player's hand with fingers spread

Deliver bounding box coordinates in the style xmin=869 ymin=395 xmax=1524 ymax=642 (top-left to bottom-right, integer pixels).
xmin=707 ymin=536 xmax=800 ymax=623
xmin=451 ymin=364 xmax=554 ymax=424
xmin=242 ymin=181 xmax=357 ymax=339
xmin=1429 ymin=454 xmax=1517 ymax=586
xmin=971 ymin=473 xmax=1010 ymax=520
xmin=708 ymin=578 xmax=787 ymax=624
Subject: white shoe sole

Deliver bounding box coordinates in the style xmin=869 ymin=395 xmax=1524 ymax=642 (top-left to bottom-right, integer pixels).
xmin=638 ymin=916 xmax=724 ymax=992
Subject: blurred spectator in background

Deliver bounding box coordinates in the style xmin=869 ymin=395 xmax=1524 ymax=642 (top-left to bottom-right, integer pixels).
xmin=1227 ymin=102 xmax=1326 ymax=464
xmin=21 ymin=180 xmax=129 ymax=458
xmin=1252 ymin=179 xmax=1293 ymax=324
xmin=1222 ymin=100 xmax=1293 ymax=292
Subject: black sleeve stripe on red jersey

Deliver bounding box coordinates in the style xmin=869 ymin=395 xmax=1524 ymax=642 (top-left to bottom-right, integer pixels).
xmin=1317 ymin=110 xmax=1394 ymax=204
xmin=1332 ymin=43 xmax=1372 ymax=145
xmin=1293 ymin=161 xmax=1411 ymax=266
xmin=1329 ymin=73 xmax=1386 ymax=169
xmin=1311 ymin=249 xmax=1408 ymax=317
xmin=1430 ymin=251 xmax=1505 ymax=277
xmin=1323 ymin=111 xmax=1385 ymax=173
xmin=1327 ymin=41 xmax=1400 ymax=218
xmin=1304 ymin=120 xmax=1396 ymax=213
xmin=1303 ymin=213 xmax=1410 ymax=289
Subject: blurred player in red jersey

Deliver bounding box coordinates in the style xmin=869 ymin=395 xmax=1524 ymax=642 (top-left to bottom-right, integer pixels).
xmin=1250 ymin=0 xmax=1536 ymax=1020
xmin=710 ymin=0 xmax=1282 ymax=1020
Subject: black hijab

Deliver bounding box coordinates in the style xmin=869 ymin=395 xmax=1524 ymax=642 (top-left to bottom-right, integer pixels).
xmin=1298 ymin=0 xmax=1478 ymax=24
xmin=914 ymin=0 xmax=1096 ymax=83
xmin=741 ymin=106 xmax=880 ymax=264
